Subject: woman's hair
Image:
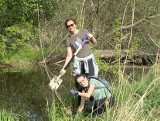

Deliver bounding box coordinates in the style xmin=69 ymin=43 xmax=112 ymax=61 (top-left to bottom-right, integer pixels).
xmin=75 ymin=74 xmax=86 ymax=81
xmin=65 ymin=18 xmax=77 ymax=28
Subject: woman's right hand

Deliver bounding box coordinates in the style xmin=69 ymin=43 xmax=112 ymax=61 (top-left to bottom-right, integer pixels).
xmin=77 ymin=105 xmax=84 ymax=112
xmin=77 ymin=97 xmax=85 ymax=112
xmin=60 ymin=69 xmax=66 ymax=76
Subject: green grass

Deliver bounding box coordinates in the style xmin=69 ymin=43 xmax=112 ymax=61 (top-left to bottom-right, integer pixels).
xmin=0 ymin=47 xmax=45 ymax=72
xmin=2 ymin=47 xmax=43 ymax=62
xmin=47 ymin=64 xmax=160 ymax=121
xmin=0 ymin=109 xmax=20 ymax=121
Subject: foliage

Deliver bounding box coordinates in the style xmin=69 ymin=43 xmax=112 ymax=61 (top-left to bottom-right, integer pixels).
xmin=0 ymin=109 xmax=19 ymax=121
xmin=0 ymin=0 xmax=61 ymax=61
xmin=5 ymin=47 xmax=42 ymax=62
xmin=95 ymin=52 xmax=109 ymax=71
xmin=130 ymin=37 xmax=141 ymax=52
xmin=0 ymin=22 xmax=38 ymax=59
xmin=0 ymin=0 xmax=37 ymax=26
xmin=113 ymin=18 xmax=121 ymax=44
xmin=0 ymin=0 xmax=160 ymax=61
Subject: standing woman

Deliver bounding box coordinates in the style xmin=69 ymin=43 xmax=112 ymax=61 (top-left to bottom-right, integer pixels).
xmin=60 ymin=18 xmax=99 ymax=108
xmin=60 ymin=18 xmax=99 ymax=77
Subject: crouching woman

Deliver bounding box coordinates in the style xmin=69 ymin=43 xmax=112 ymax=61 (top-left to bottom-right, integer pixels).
xmin=69 ymin=74 xmax=112 ymax=116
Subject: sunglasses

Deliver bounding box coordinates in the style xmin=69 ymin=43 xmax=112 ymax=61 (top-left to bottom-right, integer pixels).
xmin=67 ymin=23 xmax=75 ymax=28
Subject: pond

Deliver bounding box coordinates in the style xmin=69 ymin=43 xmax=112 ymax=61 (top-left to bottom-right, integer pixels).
xmin=0 ymin=64 xmax=74 ymax=121
xmin=0 ymin=63 xmax=151 ymax=120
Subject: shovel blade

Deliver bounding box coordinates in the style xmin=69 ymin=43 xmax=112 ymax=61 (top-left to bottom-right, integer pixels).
xmin=49 ymin=76 xmax=63 ymax=90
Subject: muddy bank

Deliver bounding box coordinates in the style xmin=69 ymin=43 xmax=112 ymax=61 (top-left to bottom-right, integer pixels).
xmin=0 ymin=61 xmax=32 ymax=68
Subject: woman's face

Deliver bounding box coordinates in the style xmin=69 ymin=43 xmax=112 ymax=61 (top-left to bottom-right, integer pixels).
xmin=77 ymin=76 xmax=88 ymax=87
xmin=66 ymin=20 xmax=77 ymax=33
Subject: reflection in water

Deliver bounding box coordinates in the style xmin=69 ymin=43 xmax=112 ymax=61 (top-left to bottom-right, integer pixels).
xmin=24 ymin=109 xmax=39 ymax=121
xmin=0 ymin=64 xmax=63 ymax=120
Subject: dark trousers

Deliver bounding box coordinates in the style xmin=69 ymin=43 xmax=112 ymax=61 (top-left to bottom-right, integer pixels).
xmin=85 ymin=97 xmax=106 ymax=115
xmin=80 ymin=58 xmax=95 ymax=77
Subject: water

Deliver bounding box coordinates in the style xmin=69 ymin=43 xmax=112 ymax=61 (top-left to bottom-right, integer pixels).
xmin=0 ymin=64 xmax=72 ymax=120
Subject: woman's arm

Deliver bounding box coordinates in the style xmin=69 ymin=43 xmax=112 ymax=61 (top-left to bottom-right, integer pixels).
xmin=62 ymin=47 xmax=72 ymax=69
xmin=77 ymin=85 xmax=95 ymax=98
xmin=77 ymin=97 xmax=85 ymax=112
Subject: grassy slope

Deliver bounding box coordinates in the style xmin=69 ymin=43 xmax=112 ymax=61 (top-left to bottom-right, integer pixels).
xmin=48 ymin=64 xmax=160 ymax=121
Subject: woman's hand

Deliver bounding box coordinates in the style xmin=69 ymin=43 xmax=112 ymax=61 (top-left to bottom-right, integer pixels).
xmin=77 ymin=97 xmax=85 ymax=112
xmin=86 ymin=33 xmax=93 ymax=39
xmin=77 ymin=105 xmax=84 ymax=112
xmin=69 ymin=90 xmax=78 ymax=95
xmin=86 ymin=33 xmax=97 ymax=44
xmin=60 ymin=69 xmax=66 ymax=76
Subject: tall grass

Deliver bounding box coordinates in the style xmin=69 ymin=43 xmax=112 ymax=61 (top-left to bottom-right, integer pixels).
xmin=0 ymin=109 xmax=19 ymax=121
xmin=48 ymin=64 xmax=160 ymax=121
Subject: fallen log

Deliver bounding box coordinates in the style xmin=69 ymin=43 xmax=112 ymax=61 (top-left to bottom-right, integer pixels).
xmin=95 ymin=50 xmax=158 ymax=65
xmin=38 ymin=50 xmax=158 ymax=65
xmin=38 ymin=53 xmax=66 ymax=64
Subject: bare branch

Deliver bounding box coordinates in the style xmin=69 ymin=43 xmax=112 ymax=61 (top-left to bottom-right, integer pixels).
xmin=144 ymin=20 xmax=160 ymax=28
xmin=122 ymin=14 xmax=160 ymax=29
xmin=122 ymin=18 xmax=145 ymax=29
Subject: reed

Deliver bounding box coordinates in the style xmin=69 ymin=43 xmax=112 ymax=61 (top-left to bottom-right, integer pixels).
xmin=0 ymin=109 xmax=19 ymax=121
xmin=48 ymin=64 xmax=160 ymax=121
